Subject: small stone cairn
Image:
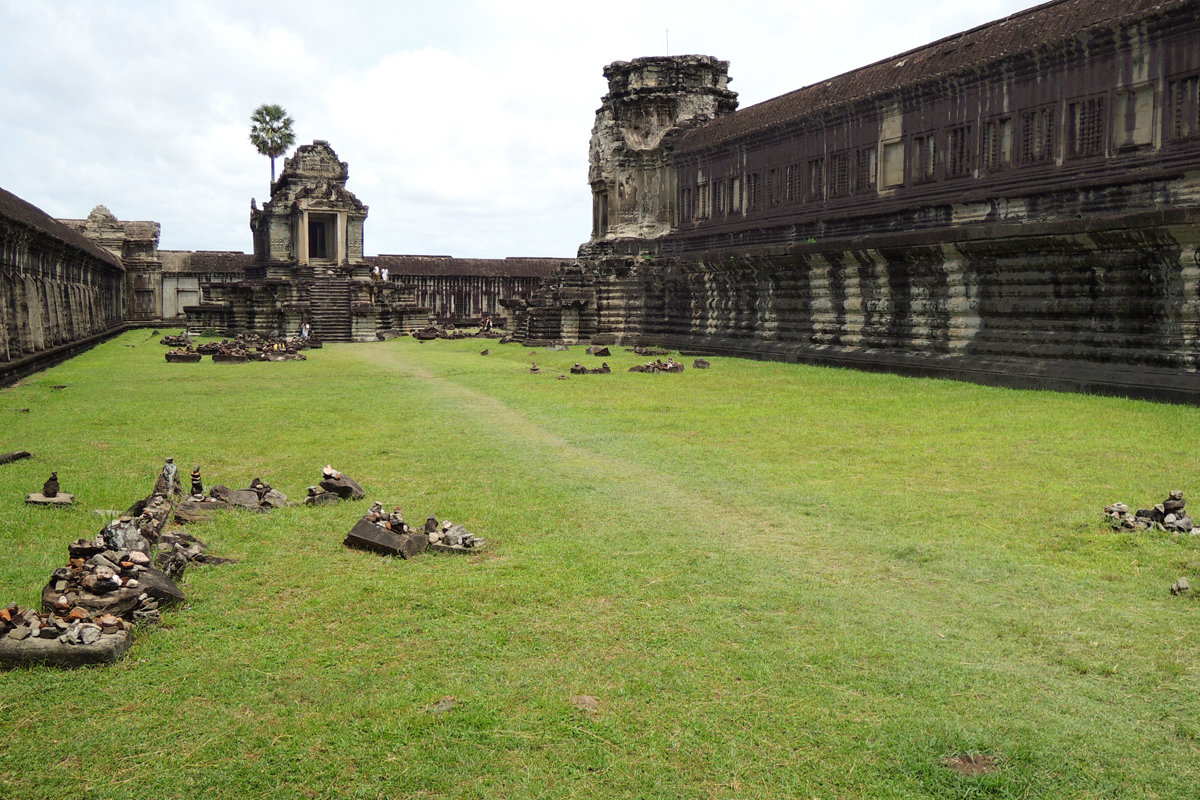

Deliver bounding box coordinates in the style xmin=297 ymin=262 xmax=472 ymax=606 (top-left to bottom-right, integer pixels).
xmin=26 ymin=471 xmax=74 ymax=506
xmin=1104 ymin=491 xmax=1197 ymax=534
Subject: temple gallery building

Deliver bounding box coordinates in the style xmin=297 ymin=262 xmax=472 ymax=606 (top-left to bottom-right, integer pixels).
xmin=3 ymin=0 xmax=1199 ymax=401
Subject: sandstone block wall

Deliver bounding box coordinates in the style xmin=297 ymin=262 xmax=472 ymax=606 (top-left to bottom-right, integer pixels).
xmin=0 ymin=189 xmax=124 ymax=368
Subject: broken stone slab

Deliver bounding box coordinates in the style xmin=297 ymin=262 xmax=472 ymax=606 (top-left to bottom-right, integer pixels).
xmin=173 ymin=498 xmax=229 ymax=524
xmin=0 ymin=629 xmax=131 ymax=669
xmin=693 ymin=358 xmax=711 ymax=369
xmin=344 ymin=518 xmax=428 ymax=559
xmin=100 ymin=517 xmax=150 ymax=554
xmin=0 ymin=451 xmax=33 ymax=466
xmin=428 ymin=538 xmax=487 ymax=554
xmin=304 ymin=488 xmax=342 ymax=506
xmin=585 ymin=345 xmax=610 ymax=356
xmin=26 ymin=493 xmax=75 ymax=506
xmin=208 ymin=485 xmax=264 ymax=511
xmin=260 ymin=488 xmax=289 ymax=508
xmin=319 ymin=470 xmax=365 ymax=501
xmin=165 ymin=350 xmax=202 ymax=363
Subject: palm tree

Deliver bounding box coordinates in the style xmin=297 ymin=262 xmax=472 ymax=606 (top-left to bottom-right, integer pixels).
xmin=249 ymin=103 xmax=296 ymax=187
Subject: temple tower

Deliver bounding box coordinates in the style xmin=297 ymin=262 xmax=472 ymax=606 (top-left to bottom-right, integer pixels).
xmin=250 ymin=140 xmax=368 ymax=278
xmin=583 ymin=55 xmax=737 ymax=254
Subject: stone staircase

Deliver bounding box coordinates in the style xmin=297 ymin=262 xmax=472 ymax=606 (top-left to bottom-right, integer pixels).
xmin=309 ymin=277 xmax=353 ymax=342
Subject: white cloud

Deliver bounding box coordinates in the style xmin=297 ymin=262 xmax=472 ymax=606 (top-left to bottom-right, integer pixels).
xmin=0 ymin=0 xmax=1045 ymax=258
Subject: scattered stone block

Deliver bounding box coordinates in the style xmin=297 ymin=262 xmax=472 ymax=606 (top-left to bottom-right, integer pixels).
xmin=585 ymin=345 xmax=610 ymax=356
xmin=0 ymin=629 xmax=131 ymax=669
xmin=344 ymin=518 xmax=428 ymax=559
xmin=1172 ymin=577 xmax=1191 ymax=595
xmin=693 ymin=358 xmax=711 ymax=369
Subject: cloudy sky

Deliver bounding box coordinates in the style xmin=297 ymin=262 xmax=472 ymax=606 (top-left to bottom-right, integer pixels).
xmin=1 ymin=0 xmax=1044 ymax=259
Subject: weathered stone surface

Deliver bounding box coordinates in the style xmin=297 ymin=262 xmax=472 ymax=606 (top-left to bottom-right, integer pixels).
xmin=319 ymin=469 xmax=365 ymax=501
xmin=25 ymin=492 xmax=75 ymax=506
xmin=510 ymin=7 xmax=1200 ymax=403
xmin=134 ymin=569 xmax=186 ymax=607
xmin=0 ymin=629 xmax=131 ymax=669
xmin=210 ymin=486 xmax=261 ymax=510
xmin=344 ymin=518 xmax=427 ymax=559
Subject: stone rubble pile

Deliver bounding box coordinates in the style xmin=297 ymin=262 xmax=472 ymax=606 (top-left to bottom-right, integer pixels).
xmin=165 ymin=346 xmax=202 ymax=363
xmin=305 ymin=465 xmax=366 ymax=505
xmin=630 ymin=345 xmax=670 ymax=356
xmin=629 ymin=358 xmax=685 ymax=373
xmin=159 ymin=334 xmax=192 ymax=348
xmin=570 ymin=362 xmax=611 ymax=375
xmin=1 ymin=458 xmax=234 ymax=669
xmin=188 ymin=333 xmax=317 ymax=362
xmin=209 ymin=477 xmax=290 ymax=512
xmin=585 ymin=345 xmax=611 ymax=356
xmin=412 ymin=325 xmax=501 ymax=342
xmin=1104 ymin=491 xmax=1197 ymax=534
xmin=345 ymin=503 xmax=485 ymax=559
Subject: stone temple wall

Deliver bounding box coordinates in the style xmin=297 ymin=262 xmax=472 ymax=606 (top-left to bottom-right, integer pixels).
xmin=524 ymin=0 xmax=1200 ymax=402
xmin=0 ymin=188 xmax=125 ymax=368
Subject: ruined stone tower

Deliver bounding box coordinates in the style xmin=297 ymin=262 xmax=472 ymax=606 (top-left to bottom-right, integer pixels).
xmin=250 ymin=140 xmax=368 ymax=278
xmin=584 ymin=55 xmax=737 ymax=254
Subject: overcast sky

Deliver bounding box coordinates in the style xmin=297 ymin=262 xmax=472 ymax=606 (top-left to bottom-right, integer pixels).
xmin=0 ymin=0 xmax=1044 ymax=259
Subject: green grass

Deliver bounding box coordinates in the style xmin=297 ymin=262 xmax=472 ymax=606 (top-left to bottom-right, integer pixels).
xmin=1 ymin=331 xmax=1198 ymax=799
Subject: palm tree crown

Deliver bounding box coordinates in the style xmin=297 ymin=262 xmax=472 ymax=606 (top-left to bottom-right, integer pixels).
xmin=249 ymin=103 xmax=296 ymax=187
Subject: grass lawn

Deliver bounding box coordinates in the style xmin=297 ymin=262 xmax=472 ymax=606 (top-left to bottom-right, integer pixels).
xmin=1 ymin=330 xmax=1198 ymax=799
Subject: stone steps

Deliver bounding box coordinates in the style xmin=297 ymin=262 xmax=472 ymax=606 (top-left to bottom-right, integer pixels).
xmin=309 ymin=278 xmax=353 ymax=343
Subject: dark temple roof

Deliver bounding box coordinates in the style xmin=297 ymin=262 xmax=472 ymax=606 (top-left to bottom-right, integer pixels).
xmin=369 ymin=255 xmax=563 ymax=278
xmin=677 ymin=0 xmax=1194 ymax=153
xmin=0 ymin=187 xmax=123 ymax=270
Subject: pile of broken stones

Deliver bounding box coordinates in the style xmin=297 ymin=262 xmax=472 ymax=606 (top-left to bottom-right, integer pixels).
xmin=629 ymin=358 xmax=685 ymax=373
xmin=1104 ymin=491 xmax=1197 ymax=534
xmin=304 ymin=465 xmax=366 ymax=505
xmin=1 ymin=466 xmax=234 ymax=669
xmin=344 ymin=502 xmax=485 ymax=559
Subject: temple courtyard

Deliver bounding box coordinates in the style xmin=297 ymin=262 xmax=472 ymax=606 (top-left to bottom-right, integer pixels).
xmin=1 ymin=331 xmax=1198 ymax=798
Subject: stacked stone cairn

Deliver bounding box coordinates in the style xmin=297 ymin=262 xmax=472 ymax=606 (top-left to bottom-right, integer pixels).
xmin=305 ymin=465 xmax=366 ymax=506
xmin=26 ymin=470 xmax=74 ymax=506
xmin=345 ymin=505 xmax=485 ymax=558
xmin=629 ymin=358 xmax=684 ymax=373
xmin=1104 ymin=491 xmax=1197 ymax=534
xmin=1 ymin=463 xmax=233 ymax=669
